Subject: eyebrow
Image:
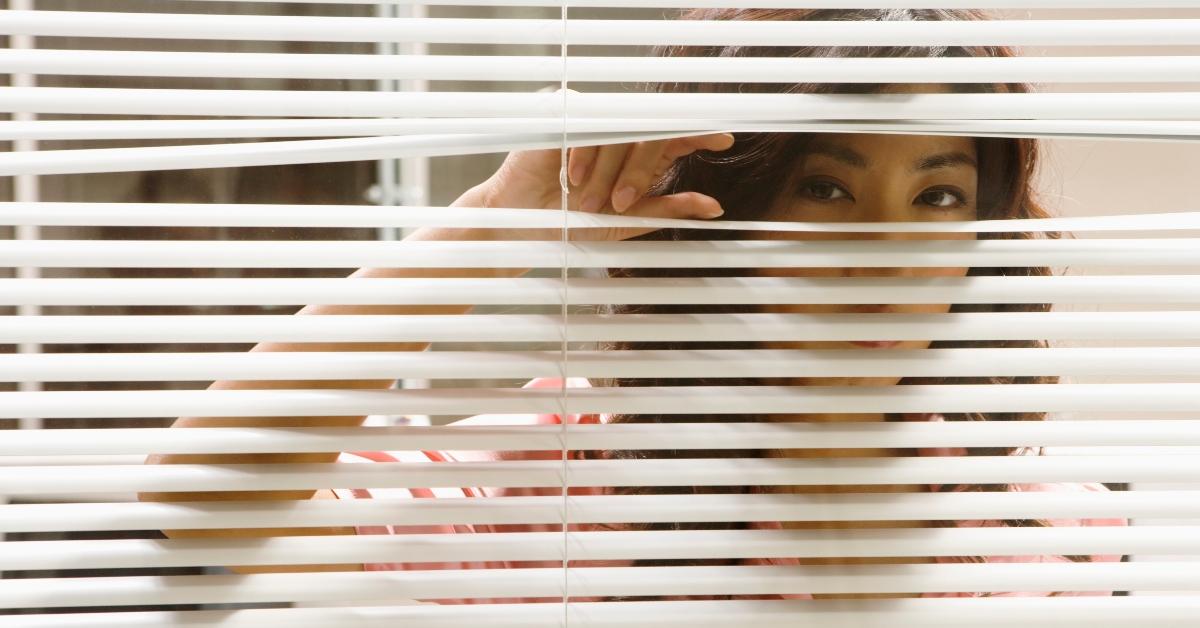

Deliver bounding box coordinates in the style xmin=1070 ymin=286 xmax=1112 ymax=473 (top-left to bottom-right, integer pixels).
xmin=805 ymin=144 xmax=978 ymax=173
xmin=806 ymin=144 xmax=869 ymax=169
xmin=914 ymin=151 xmax=978 ymax=172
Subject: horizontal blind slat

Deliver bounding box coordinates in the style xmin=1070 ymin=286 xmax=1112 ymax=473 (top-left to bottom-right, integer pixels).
xmin=6 ymin=239 xmax=1200 ymax=268
xmin=3 ymin=276 xmax=1200 ymax=306
xmin=0 ymin=526 xmax=1182 ymax=571
xmin=5 ymin=563 xmax=1199 ymax=610
xmin=6 ymin=12 xmax=1200 ymax=47
xmin=4 ymin=312 xmax=1198 ymax=344
xmin=5 ymin=204 xmax=1200 ymax=232
xmin=2 ymin=455 xmax=1196 ymax=495
xmin=15 ymin=598 xmax=1200 ymax=628
xmin=3 ymin=383 xmax=1200 ymax=419
xmin=6 ymin=347 xmax=1200 ymax=382
xmin=5 ymin=420 xmax=1198 ymax=456
xmin=4 ymin=119 xmax=1199 ymax=141
xmin=5 ymin=448 xmax=1200 ymax=466
xmin=4 ymin=491 xmax=1192 ymax=534
xmin=11 ymin=50 xmax=1200 ymax=83
xmin=6 ymin=88 xmax=1199 ymax=119
xmin=0 ymin=131 xmax=593 ymax=177
xmin=16 ymin=123 xmax=1200 ymax=174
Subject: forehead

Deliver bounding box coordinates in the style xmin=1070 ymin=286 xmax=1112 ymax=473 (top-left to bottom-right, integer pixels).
xmin=802 ymin=133 xmax=977 ymax=167
xmin=803 ymin=82 xmax=975 ymax=164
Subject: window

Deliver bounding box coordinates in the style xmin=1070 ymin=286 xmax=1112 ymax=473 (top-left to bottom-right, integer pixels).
xmin=2 ymin=2 xmax=1199 ymax=624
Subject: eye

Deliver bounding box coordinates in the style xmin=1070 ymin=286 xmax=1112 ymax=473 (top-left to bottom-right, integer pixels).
xmin=918 ymin=188 xmax=967 ymax=209
xmin=799 ymin=179 xmax=853 ymax=203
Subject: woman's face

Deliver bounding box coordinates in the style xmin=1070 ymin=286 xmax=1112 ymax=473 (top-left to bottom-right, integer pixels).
xmin=754 ymin=132 xmax=979 ymax=387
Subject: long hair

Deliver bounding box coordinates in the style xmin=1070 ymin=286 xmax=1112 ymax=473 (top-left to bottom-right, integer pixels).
xmin=581 ymin=8 xmax=1087 ymax=594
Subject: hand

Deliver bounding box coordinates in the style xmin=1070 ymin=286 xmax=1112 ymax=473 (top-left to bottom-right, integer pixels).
xmin=480 ymin=131 xmax=735 ymax=241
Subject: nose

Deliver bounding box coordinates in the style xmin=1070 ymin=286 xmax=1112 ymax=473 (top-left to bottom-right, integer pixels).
xmin=845 ymin=264 xmax=915 ymax=279
xmin=840 ymin=224 xmax=921 ymax=276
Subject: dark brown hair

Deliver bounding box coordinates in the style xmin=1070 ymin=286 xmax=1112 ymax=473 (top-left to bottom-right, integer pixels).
xmin=584 ymin=8 xmax=1088 ymax=596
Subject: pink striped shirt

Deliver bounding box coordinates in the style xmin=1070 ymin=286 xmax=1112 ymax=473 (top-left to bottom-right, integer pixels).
xmin=333 ymin=377 xmax=1127 ymax=603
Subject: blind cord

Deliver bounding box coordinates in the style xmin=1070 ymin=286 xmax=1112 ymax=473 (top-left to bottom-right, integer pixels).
xmin=559 ymin=1 xmax=571 ymax=623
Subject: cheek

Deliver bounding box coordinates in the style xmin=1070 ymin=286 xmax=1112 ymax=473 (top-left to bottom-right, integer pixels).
xmin=747 ymin=233 xmax=976 ymax=279
xmin=747 ymin=230 xmax=842 ymax=279
xmin=748 ymin=232 xmax=972 ymax=316
xmin=903 ymin=302 xmax=957 ymax=316
xmin=915 ymin=265 xmax=972 ymax=279
xmin=918 ymin=232 xmax=974 ymax=278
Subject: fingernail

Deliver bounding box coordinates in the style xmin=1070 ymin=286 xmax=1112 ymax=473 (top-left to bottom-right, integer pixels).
xmin=569 ymin=162 xmax=584 ymax=186
xmin=613 ymin=186 xmax=637 ymax=212
xmin=704 ymin=207 xmax=725 ymax=218
xmin=580 ymin=195 xmax=602 ymax=213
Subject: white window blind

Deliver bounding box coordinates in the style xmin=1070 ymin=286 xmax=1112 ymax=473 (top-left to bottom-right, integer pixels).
xmin=2 ymin=1 xmax=1200 ymax=626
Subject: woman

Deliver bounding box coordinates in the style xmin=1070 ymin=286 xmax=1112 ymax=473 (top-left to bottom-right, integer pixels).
xmin=143 ymin=7 xmax=1127 ymax=602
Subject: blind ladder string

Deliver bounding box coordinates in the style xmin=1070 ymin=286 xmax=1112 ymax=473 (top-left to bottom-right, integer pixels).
xmin=559 ymin=0 xmax=571 ymax=623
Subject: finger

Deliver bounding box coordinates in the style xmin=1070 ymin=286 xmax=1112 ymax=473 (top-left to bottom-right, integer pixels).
xmin=568 ymin=192 xmax=724 ymax=243
xmin=568 ymin=145 xmax=598 ymax=187
xmin=662 ymin=132 xmax=736 ymax=161
xmin=624 ymin=191 xmax=724 ymax=221
xmin=610 ymin=140 xmax=670 ymax=213
xmin=577 ymin=143 xmax=631 ymax=213
xmin=637 ymin=133 xmax=734 ymax=186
